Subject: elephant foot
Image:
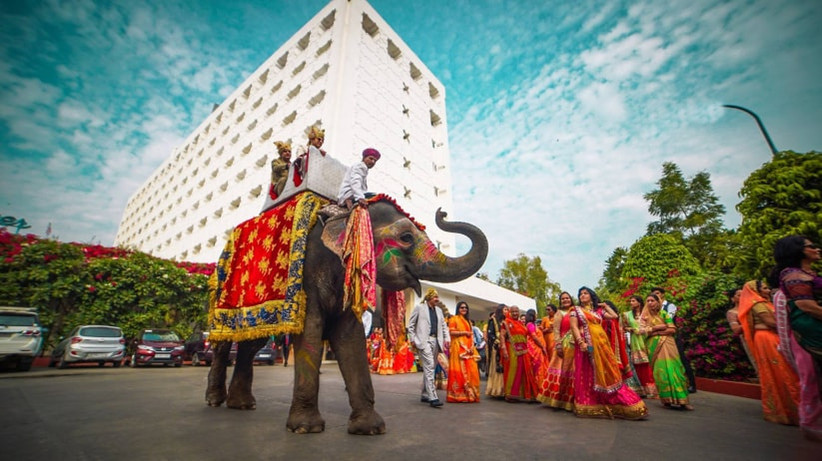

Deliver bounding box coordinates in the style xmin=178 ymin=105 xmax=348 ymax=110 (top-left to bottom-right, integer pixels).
xmin=205 ymin=385 xmax=226 ymax=407
xmin=226 ymin=391 xmax=256 ymax=410
xmin=347 ymin=409 xmax=386 ymax=435
xmin=286 ymin=410 xmax=325 ymax=434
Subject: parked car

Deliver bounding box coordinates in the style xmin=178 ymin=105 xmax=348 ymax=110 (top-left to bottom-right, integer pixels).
xmin=183 ymin=331 xmax=237 ymax=366
xmin=129 ymin=329 xmax=184 ymax=367
xmin=0 ymin=306 xmax=44 ymax=371
xmin=49 ymin=325 xmax=125 ymax=368
xmin=253 ymin=337 xmax=278 ymax=365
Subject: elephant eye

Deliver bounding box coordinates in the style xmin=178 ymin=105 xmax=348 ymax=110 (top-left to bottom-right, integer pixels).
xmin=399 ymin=232 xmax=414 ymax=245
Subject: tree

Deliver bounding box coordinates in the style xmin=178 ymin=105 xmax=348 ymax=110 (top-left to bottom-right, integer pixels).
xmin=644 ymin=162 xmax=729 ymax=270
xmin=735 ymin=151 xmax=822 ymax=279
xmin=596 ymin=246 xmax=628 ymax=300
xmin=620 ymin=233 xmax=702 ymax=296
xmin=495 ymin=253 xmax=561 ymax=316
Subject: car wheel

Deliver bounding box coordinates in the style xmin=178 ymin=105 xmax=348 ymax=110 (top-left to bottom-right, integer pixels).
xmin=191 ymin=353 xmax=201 ymax=367
xmin=174 ymin=362 xmax=181 ymax=368
xmin=57 ymin=353 xmax=69 ymax=369
xmin=268 ymin=359 xmax=274 ymax=366
xmin=98 ymin=361 xmax=105 ymax=367
xmin=113 ymin=360 xmax=121 ymax=368
xmin=48 ymin=356 xmax=57 ymax=368
xmin=16 ymin=359 xmax=33 ymax=372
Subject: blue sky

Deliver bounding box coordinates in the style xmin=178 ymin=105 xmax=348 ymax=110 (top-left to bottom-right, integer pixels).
xmin=1 ymin=0 xmax=820 ymax=293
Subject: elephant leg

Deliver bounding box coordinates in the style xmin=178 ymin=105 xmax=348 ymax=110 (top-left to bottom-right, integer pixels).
xmin=227 ymin=338 xmax=267 ymax=410
xmin=286 ymin=317 xmax=325 ymax=433
xmin=206 ymin=341 xmax=232 ymax=407
xmin=330 ymin=316 xmax=385 ymax=435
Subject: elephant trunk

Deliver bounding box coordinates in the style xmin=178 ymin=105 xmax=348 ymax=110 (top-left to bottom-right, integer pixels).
xmin=415 ymin=208 xmax=488 ymax=283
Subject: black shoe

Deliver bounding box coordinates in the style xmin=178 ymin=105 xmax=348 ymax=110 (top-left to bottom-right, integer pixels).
xmin=420 ymin=397 xmax=430 ymax=403
xmin=429 ymin=399 xmax=443 ymax=408
xmin=688 ymin=387 xmax=696 ymax=394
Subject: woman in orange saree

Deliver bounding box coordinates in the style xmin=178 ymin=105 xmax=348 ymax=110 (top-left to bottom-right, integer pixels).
xmin=526 ymin=309 xmax=549 ymax=384
xmin=540 ymin=304 xmax=557 ymax=357
xmin=500 ymin=305 xmax=538 ymax=402
xmin=570 ymin=287 xmax=647 ymax=420
xmin=538 ymin=292 xmax=576 ymax=410
xmin=446 ymin=301 xmax=480 ymax=403
xmin=739 ymin=280 xmax=800 ymax=425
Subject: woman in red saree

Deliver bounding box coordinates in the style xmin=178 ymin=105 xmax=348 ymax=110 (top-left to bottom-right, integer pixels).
xmin=500 ymin=305 xmax=538 ymax=402
xmin=446 ymin=301 xmax=480 ymax=402
xmin=538 ymin=292 xmax=576 ymax=410
xmin=570 ymin=287 xmax=647 ymax=420
xmin=739 ymin=280 xmax=800 ymax=424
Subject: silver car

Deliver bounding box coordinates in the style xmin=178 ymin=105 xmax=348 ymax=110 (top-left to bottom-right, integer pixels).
xmin=49 ymin=325 xmax=126 ymax=368
xmin=0 ymin=307 xmax=44 ymax=371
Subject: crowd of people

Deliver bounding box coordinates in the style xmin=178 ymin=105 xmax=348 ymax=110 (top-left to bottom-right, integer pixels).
xmin=364 ymin=235 xmax=821 ymax=442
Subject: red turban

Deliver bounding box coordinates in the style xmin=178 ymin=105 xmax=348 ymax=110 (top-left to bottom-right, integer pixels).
xmin=362 ymin=148 xmax=381 ymax=160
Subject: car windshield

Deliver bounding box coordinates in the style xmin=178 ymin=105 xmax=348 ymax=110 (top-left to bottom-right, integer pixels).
xmin=0 ymin=313 xmax=37 ymax=327
xmin=142 ymin=331 xmax=180 ymax=342
xmin=79 ymin=327 xmax=122 ymax=338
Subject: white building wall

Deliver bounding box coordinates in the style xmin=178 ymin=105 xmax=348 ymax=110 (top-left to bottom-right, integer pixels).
xmin=115 ymin=0 xmax=456 ymax=261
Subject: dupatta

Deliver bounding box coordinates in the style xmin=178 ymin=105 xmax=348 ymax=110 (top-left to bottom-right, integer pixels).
xmin=575 ymin=306 xmax=623 ymax=393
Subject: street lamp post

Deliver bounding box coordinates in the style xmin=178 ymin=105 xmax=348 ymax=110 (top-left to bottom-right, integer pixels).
xmin=722 ymin=104 xmax=778 ymax=155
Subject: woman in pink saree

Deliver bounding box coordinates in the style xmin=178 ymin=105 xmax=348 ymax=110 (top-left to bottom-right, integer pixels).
xmin=569 ymin=287 xmax=647 ymax=420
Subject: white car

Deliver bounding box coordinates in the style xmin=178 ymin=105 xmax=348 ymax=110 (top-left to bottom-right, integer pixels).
xmin=0 ymin=307 xmax=44 ymax=371
xmin=49 ymin=325 xmax=126 ymax=368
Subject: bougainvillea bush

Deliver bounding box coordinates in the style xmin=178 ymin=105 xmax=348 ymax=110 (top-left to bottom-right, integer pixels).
xmin=675 ymin=272 xmax=755 ymax=381
xmin=0 ymin=229 xmax=215 ymax=350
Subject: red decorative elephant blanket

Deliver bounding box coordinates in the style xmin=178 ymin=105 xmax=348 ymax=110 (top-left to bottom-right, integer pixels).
xmin=207 ymin=191 xmax=328 ymax=341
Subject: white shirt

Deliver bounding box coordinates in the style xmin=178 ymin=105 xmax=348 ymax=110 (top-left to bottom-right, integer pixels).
xmin=337 ymin=161 xmax=369 ymax=204
xmin=362 ymin=310 xmax=372 ymax=338
xmin=663 ymin=300 xmax=678 ymax=318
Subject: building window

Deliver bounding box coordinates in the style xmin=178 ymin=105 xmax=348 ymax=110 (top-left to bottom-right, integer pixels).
xmin=321 ymin=10 xmax=336 ymax=30
xmin=403 ymin=186 xmax=411 ymax=199
xmin=247 ymin=119 xmax=257 ymax=131
xmin=249 ymin=185 xmax=262 ymax=198
xmin=242 ymin=143 xmax=252 ymax=155
xmin=287 ymin=84 xmax=302 ymax=100
xmin=225 ymin=158 xmax=234 ymax=167
xmin=252 ymin=97 xmax=262 ymax=109
xmin=312 ymin=63 xmax=329 ymax=80
xmin=255 ymin=155 xmax=268 ymax=168
xmin=277 ymin=52 xmax=288 ymax=69
xmin=387 ymin=39 xmax=401 ymax=60
xmin=266 ymin=103 xmax=279 ymax=116
xmin=429 ymin=82 xmax=440 ymax=99
xmin=403 ymin=157 xmax=411 ymax=169
xmin=258 ymin=69 xmax=269 ymax=84
xmin=260 ymin=128 xmax=273 ymax=141
xmin=271 ymin=80 xmax=283 ymax=94
xmin=409 ymin=63 xmax=421 ymax=80
xmin=236 ymin=112 xmax=246 ymax=123
xmin=282 ymin=110 xmax=297 ymax=126
xmin=236 ymin=169 xmax=246 ymax=181
xmin=308 ymin=90 xmax=326 ymax=107
xmin=228 ymin=99 xmax=236 ymax=112
xmin=316 ymin=40 xmax=331 ymax=57
xmin=292 ymin=61 xmax=306 ymax=76
xmin=297 ymin=32 xmax=311 ymax=50
xmin=430 ymin=110 xmax=442 ymax=127
xmin=362 ymin=14 xmax=378 ymax=37
xmin=242 ymin=84 xmax=252 ymax=99
xmin=402 ymin=104 xmax=409 ymax=116
xmin=230 ymin=197 xmax=241 ymax=209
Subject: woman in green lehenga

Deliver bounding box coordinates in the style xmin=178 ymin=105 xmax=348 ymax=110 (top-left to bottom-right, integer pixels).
xmin=641 ymin=293 xmax=693 ymax=411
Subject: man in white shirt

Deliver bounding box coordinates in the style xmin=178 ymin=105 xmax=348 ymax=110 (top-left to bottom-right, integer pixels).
xmin=338 ymin=148 xmax=380 ymax=209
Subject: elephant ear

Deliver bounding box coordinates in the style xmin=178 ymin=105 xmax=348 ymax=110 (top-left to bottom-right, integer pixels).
xmin=320 ymin=216 xmax=347 ymax=260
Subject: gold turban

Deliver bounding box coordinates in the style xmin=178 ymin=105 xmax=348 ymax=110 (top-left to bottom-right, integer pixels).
xmin=274 ymin=141 xmax=291 ymax=153
xmin=307 ymin=126 xmax=325 ymax=140
xmin=424 ymin=287 xmax=439 ymax=301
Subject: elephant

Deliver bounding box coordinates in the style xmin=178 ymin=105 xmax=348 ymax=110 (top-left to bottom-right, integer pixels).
xmin=205 ymin=198 xmax=488 ymax=435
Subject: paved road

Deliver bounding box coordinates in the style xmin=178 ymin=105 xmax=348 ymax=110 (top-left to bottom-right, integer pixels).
xmin=0 ymin=364 xmax=817 ymax=460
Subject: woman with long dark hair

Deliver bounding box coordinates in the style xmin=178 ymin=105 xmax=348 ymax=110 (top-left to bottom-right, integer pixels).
xmin=770 ymin=235 xmax=822 ymax=441
xmin=485 ymin=304 xmax=506 ymax=398
xmin=568 ymin=287 xmax=647 ymax=419
xmin=538 ymin=292 xmax=576 ymax=410
xmin=525 ymin=308 xmax=549 ymax=384
xmin=446 ymin=301 xmax=480 ymax=402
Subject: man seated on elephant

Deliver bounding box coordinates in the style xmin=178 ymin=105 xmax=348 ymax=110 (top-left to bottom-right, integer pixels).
xmin=407 ymin=288 xmax=451 ymax=407
xmin=338 ymin=148 xmax=380 ymax=210
xmin=269 ymin=140 xmax=292 ymax=199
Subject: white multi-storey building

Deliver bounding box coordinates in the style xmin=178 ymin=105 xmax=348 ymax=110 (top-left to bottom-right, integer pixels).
xmin=114 ymin=0 xmax=534 ymax=317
